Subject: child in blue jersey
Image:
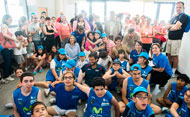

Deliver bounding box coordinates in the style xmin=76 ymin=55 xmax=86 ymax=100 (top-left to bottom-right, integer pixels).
xmin=103 ymin=59 xmax=130 ymax=91
xmin=117 ymin=49 xmax=129 ymax=72
xmin=122 ymin=86 xmax=155 ymax=117
xmin=31 ymin=101 xmax=48 ymax=117
xmin=166 ymin=88 xmax=190 ymax=117
xmin=151 ymin=43 xmax=173 ymax=87
xmin=118 ymin=64 xmax=161 ymax=114
xmin=12 ymin=72 xmax=42 ymax=116
xmin=34 ymin=48 xmax=67 ymax=97
xmin=47 ymin=71 xmax=87 ymax=116
xmin=138 ymin=52 xmax=152 ymax=81
xmin=129 ymin=41 xmax=146 ymax=65
xmin=157 ymin=74 xmax=189 ymax=108
xmin=60 ymin=59 xmax=81 ymax=82
xmin=75 ymin=77 xmax=120 ymax=117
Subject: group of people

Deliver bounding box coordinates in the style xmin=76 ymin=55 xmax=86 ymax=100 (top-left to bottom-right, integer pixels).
xmin=0 ymin=1 xmax=190 ymax=117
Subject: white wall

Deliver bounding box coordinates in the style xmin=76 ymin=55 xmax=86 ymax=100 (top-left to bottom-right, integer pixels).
xmin=27 ymin=0 xmax=56 ymax=18
xmin=178 ymin=0 xmax=190 ymax=77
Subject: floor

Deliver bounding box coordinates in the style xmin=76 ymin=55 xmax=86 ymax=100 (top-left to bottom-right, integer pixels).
xmin=0 ymin=68 xmax=185 ymax=117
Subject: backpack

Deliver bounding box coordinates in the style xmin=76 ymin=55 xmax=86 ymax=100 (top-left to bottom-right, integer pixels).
xmin=179 ymin=13 xmax=190 ymax=32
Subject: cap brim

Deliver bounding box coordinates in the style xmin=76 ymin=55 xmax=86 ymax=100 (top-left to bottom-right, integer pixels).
xmin=65 ymin=63 xmax=72 ymax=69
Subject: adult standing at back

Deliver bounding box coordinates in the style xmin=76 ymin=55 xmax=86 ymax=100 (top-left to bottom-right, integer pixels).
xmin=0 ymin=14 xmax=18 ymax=83
xmin=105 ymin=11 xmax=116 ymax=40
xmin=122 ymin=28 xmax=141 ymax=51
xmin=43 ymin=17 xmax=57 ymax=53
xmin=28 ymin=14 xmax=41 ymax=51
xmin=165 ymin=1 xmax=188 ymax=77
xmin=58 ymin=15 xmax=72 ymax=48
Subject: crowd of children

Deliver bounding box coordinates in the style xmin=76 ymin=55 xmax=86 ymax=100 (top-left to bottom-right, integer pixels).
xmin=0 ymin=1 xmax=190 ymax=116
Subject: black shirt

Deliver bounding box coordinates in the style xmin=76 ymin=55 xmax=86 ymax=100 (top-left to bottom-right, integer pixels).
xmin=168 ymin=13 xmax=188 ymax=40
xmin=81 ymin=63 xmax=105 ymax=87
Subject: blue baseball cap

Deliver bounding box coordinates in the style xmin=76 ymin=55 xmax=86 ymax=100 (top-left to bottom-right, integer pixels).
xmin=131 ymin=64 xmax=141 ymax=71
xmin=37 ymin=45 xmax=44 ymax=50
xmin=94 ymin=30 xmax=101 ymax=35
xmin=138 ymin=52 xmax=149 ymax=60
xmin=101 ymin=33 xmax=107 ymax=38
xmin=58 ymin=48 xmax=66 ymax=55
xmin=0 ymin=44 xmax=3 ymax=52
xmin=65 ymin=59 xmax=76 ymax=69
xmin=133 ymin=86 xmax=148 ymax=96
xmin=113 ymin=59 xmax=121 ymax=65
xmin=79 ymin=52 xmax=85 ymax=57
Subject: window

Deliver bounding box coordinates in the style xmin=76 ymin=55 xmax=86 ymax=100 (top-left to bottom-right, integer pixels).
xmin=77 ymin=2 xmax=89 ymax=16
xmin=144 ymin=2 xmax=158 ymax=21
xmin=92 ymin=2 xmax=104 ymax=22
xmin=0 ymin=0 xmax=6 ymax=24
xmin=158 ymin=4 xmax=173 ymax=23
xmin=7 ymin=0 xmax=27 ymax=25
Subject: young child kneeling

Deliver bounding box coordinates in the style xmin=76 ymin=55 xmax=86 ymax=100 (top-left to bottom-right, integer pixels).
xmin=122 ymin=86 xmax=155 ymax=117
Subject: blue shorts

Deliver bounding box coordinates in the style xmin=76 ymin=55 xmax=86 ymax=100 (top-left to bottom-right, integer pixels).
xmin=46 ymin=70 xmax=56 ymax=82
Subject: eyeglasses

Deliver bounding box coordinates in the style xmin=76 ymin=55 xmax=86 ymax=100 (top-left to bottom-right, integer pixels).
xmin=136 ymin=95 xmax=148 ymax=101
xmin=64 ymin=77 xmax=74 ymax=80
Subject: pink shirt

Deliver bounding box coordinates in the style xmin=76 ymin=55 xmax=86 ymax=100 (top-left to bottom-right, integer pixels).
xmin=58 ymin=23 xmax=72 ymax=40
xmin=85 ymin=40 xmax=95 ymax=51
xmin=106 ymin=40 xmax=115 ymax=55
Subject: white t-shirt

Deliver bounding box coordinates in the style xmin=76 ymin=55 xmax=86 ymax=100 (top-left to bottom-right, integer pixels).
xmin=97 ymin=55 xmax=112 ymax=69
xmin=76 ymin=59 xmax=89 ymax=68
xmin=50 ymin=59 xmax=56 ymax=69
xmin=14 ymin=41 xmax=23 ymax=55
xmin=22 ymin=37 xmax=27 ymax=54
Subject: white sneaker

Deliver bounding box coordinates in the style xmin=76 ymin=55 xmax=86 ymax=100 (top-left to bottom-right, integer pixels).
xmin=44 ymin=88 xmax=50 ymax=97
xmin=5 ymin=103 xmax=13 ymax=109
xmin=0 ymin=79 xmax=9 ymax=84
xmin=6 ymin=77 xmax=15 ymax=81
xmin=172 ymin=74 xmax=176 ymax=78
xmin=49 ymin=98 xmax=56 ymax=104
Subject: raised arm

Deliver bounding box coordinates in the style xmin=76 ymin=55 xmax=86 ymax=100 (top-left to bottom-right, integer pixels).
xmin=74 ymin=82 xmax=90 ymax=97
xmin=111 ymin=96 xmax=120 ymax=117
xmin=37 ymin=89 xmax=42 ymax=101
xmin=77 ymin=70 xmax=85 ymax=84
xmin=12 ymin=94 xmax=20 ymax=117
xmin=103 ymin=69 xmax=116 ymax=80
xmin=121 ymin=78 xmax=129 ymax=104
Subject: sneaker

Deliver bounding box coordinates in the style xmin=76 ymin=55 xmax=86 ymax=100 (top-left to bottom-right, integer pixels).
xmin=25 ymin=67 xmax=28 ymax=71
xmin=172 ymin=73 xmax=176 ymax=78
xmin=49 ymin=98 xmax=56 ymax=105
xmin=5 ymin=103 xmax=13 ymax=109
xmin=0 ymin=79 xmax=9 ymax=84
xmin=44 ymin=88 xmax=50 ymax=97
xmin=6 ymin=77 xmax=15 ymax=81
xmin=39 ymin=67 xmax=43 ymax=73
xmin=162 ymin=107 xmax=169 ymax=113
xmin=33 ymin=69 xmax=37 ymax=75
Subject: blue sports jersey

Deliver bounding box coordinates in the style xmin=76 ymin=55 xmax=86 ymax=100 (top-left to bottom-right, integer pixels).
xmin=110 ymin=68 xmax=123 ymax=89
xmin=71 ymin=31 xmax=85 ymax=44
xmin=116 ymin=58 xmax=128 ymax=71
xmin=166 ymin=97 xmax=190 ymax=117
xmin=167 ymin=82 xmax=187 ymax=102
xmin=153 ymin=53 xmax=173 ymax=76
xmin=123 ymin=101 xmax=154 ymax=117
xmin=84 ymin=88 xmax=113 ymax=117
xmin=61 ymin=67 xmax=80 ymax=81
xmin=46 ymin=58 xmax=66 ymax=81
xmin=13 ymin=86 xmax=39 ymax=116
xmin=141 ymin=65 xmax=152 ymax=79
xmin=49 ymin=83 xmax=87 ymax=110
xmin=130 ymin=49 xmax=146 ymax=64
xmin=127 ymin=77 xmax=149 ymax=102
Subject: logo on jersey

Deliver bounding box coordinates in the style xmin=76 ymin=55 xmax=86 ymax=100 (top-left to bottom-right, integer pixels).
xmin=72 ymin=95 xmax=79 ymax=99
xmin=92 ymin=107 xmax=102 ymax=114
